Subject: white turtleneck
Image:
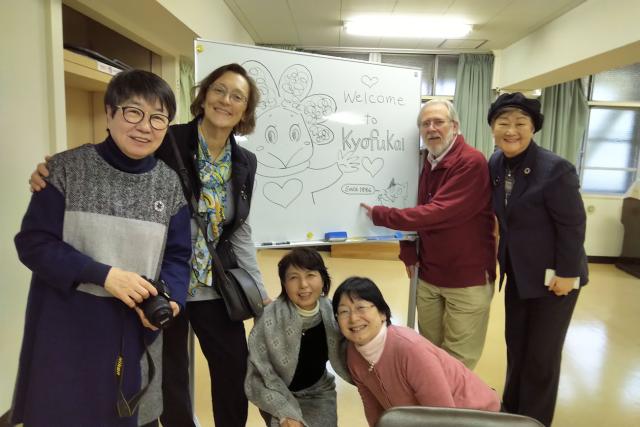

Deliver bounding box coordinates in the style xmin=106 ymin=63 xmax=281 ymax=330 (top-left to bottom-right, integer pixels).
xmin=295 ymin=301 xmax=320 ymax=317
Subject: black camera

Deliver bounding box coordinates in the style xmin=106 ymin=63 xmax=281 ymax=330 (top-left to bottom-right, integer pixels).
xmin=140 ymin=276 xmax=173 ymax=329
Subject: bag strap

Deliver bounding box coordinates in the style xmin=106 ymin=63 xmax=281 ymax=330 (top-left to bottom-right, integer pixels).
xmin=167 ymin=130 xmax=228 ymax=289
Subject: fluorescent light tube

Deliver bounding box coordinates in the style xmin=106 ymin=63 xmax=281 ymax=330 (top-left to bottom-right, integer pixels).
xmin=344 ymin=17 xmax=472 ymax=38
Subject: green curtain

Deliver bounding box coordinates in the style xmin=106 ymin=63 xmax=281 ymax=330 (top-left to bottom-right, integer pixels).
xmin=453 ymin=54 xmax=495 ymax=158
xmin=177 ymin=57 xmax=195 ymax=124
xmin=538 ymin=80 xmax=589 ymax=165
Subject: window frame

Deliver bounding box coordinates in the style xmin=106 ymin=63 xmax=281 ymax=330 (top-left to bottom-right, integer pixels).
xmin=578 ymin=74 xmax=640 ymax=195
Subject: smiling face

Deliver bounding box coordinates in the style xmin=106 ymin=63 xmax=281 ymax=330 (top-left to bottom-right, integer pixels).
xmin=106 ymin=97 xmax=168 ymax=159
xmin=336 ymin=294 xmax=387 ymax=346
xmin=201 ymin=71 xmax=250 ymax=134
xmin=491 ymin=109 xmax=535 ymax=158
xmin=283 ymin=265 xmax=324 ymax=310
xmin=419 ymin=103 xmax=459 ymax=157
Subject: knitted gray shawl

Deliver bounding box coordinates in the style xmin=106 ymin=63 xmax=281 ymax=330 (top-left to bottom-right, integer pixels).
xmin=245 ymin=297 xmax=351 ymax=426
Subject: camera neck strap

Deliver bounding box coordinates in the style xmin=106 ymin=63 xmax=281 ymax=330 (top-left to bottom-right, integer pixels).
xmin=167 ymin=129 xmax=229 ymax=289
xmin=115 ymin=308 xmax=156 ymax=418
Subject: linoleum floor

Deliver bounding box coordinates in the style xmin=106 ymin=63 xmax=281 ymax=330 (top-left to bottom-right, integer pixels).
xmin=191 ymin=250 xmax=640 ymax=427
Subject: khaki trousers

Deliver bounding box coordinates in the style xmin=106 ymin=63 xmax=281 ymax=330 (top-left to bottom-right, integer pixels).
xmin=416 ymin=278 xmax=494 ymax=369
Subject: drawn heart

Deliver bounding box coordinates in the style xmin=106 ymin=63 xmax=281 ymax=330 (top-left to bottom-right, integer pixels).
xmin=362 ymin=157 xmax=384 ymax=177
xmin=263 ymin=179 xmax=303 ymax=208
xmin=360 ymin=75 xmax=379 ymax=88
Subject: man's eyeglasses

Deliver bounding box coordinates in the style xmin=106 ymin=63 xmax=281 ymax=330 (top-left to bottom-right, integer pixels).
xmin=336 ymin=303 xmax=376 ymax=319
xmin=420 ymin=119 xmax=450 ymax=129
xmin=116 ymin=105 xmax=170 ymax=130
xmin=208 ymin=84 xmax=248 ymax=105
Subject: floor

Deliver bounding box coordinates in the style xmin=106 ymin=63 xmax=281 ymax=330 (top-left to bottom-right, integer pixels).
xmin=191 ymin=249 xmax=640 ymax=427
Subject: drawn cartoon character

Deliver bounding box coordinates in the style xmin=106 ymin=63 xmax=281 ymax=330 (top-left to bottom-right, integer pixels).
xmin=242 ymin=60 xmax=358 ymax=208
xmin=375 ymin=178 xmax=408 ymax=206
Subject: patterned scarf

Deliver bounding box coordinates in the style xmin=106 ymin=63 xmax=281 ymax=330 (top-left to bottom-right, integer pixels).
xmin=188 ymin=121 xmax=232 ymax=295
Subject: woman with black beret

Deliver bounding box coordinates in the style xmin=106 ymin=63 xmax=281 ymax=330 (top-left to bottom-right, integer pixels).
xmin=487 ymin=92 xmax=588 ymax=427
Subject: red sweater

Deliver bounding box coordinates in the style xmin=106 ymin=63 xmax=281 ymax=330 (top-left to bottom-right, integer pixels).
xmin=372 ymin=135 xmax=496 ymax=287
xmin=348 ymin=325 xmax=500 ymax=426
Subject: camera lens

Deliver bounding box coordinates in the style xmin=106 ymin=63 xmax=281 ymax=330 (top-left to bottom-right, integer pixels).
xmin=141 ymin=295 xmax=173 ymax=329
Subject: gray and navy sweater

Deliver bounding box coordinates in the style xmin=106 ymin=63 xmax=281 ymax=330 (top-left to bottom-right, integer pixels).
xmin=12 ymin=138 xmax=191 ymax=426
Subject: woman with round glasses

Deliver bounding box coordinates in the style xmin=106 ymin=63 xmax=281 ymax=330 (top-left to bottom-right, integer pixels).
xmin=332 ymin=277 xmax=500 ymax=427
xmin=245 ymin=248 xmax=350 ymax=427
xmin=156 ymin=63 xmax=270 ymax=427
xmin=29 ymin=63 xmax=270 ymax=427
xmin=12 ymin=69 xmax=191 ymax=426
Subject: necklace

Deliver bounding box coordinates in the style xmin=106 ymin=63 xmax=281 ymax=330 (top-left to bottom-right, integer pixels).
xmin=504 ymin=167 xmax=515 ymax=207
xmin=368 ymin=360 xmax=375 ymax=372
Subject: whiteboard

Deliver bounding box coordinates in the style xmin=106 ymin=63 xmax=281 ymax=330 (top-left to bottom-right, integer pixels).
xmin=195 ymin=40 xmax=421 ymax=245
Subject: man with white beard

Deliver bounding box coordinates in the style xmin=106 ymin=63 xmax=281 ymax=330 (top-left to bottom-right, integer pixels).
xmin=361 ymin=100 xmax=496 ymax=370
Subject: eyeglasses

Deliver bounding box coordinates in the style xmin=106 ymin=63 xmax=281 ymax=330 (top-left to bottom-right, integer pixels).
xmin=336 ymin=303 xmax=376 ymax=319
xmin=116 ymin=105 xmax=170 ymax=130
xmin=208 ymin=84 xmax=248 ymax=105
xmin=420 ymin=119 xmax=450 ymax=129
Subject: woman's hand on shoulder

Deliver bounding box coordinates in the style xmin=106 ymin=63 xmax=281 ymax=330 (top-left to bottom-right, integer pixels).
xmin=29 ymin=156 xmax=51 ymax=192
xmin=548 ymin=275 xmax=577 ymax=296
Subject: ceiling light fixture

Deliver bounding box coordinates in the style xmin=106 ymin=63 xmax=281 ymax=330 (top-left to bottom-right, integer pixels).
xmin=344 ymin=16 xmax=472 ymax=39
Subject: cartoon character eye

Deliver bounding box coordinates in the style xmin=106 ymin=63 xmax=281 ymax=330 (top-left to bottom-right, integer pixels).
xmin=289 ymin=124 xmax=301 ymax=142
xmin=265 ymin=125 xmax=278 ymax=144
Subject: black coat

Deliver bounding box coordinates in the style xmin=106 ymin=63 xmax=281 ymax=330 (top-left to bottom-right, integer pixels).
xmin=488 ymin=142 xmax=588 ymax=299
xmin=155 ymin=117 xmax=257 ymax=269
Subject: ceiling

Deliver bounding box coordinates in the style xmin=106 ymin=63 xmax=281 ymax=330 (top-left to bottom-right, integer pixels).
xmin=222 ymin=0 xmax=586 ymax=52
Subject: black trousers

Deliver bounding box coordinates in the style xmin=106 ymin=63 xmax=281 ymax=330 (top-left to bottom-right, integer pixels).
xmin=160 ymin=299 xmax=248 ymax=427
xmin=502 ymin=277 xmax=579 ymax=427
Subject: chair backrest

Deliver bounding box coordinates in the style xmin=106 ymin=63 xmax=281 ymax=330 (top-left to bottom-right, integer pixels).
xmin=375 ymin=406 xmax=545 ymax=427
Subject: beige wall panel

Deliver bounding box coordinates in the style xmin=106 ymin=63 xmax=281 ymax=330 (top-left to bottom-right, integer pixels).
xmin=65 ymin=86 xmax=94 ymax=148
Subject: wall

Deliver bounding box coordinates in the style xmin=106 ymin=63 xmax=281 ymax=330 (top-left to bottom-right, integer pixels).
xmin=493 ymin=0 xmax=640 ymax=91
xmin=158 ymin=0 xmax=254 ymax=44
xmin=0 ymin=0 xmax=60 ymax=410
xmin=583 ymin=195 xmax=624 ymax=257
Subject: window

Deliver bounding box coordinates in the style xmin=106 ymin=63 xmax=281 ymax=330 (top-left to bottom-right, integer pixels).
xmin=381 ymin=54 xmax=458 ymax=97
xmin=580 ymin=63 xmax=640 ymax=194
xmin=307 ymin=51 xmax=459 ymax=99
xmin=309 ymin=51 xmax=369 ymax=62
xmin=435 ymin=55 xmax=458 ymax=96
xmin=381 ymin=54 xmax=435 ymax=96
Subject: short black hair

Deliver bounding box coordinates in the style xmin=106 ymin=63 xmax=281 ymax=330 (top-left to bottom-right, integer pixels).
xmin=190 ymin=63 xmax=260 ymax=135
xmin=104 ymin=69 xmax=176 ymax=121
xmin=332 ymin=277 xmax=392 ymax=326
xmin=277 ymin=248 xmax=331 ymax=300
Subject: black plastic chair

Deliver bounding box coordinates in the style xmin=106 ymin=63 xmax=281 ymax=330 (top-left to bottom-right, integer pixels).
xmin=375 ymin=406 xmax=545 ymax=427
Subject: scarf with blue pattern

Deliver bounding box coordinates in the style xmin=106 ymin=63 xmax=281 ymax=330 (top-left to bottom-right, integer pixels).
xmin=188 ymin=121 xmax=232 ymax=295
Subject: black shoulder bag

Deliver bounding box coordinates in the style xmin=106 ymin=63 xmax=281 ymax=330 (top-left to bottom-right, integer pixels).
xmin=167 ymin=130 xmax=264 ymax=321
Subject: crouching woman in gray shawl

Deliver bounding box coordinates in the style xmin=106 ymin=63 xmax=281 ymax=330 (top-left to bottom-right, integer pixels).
xmin=245 ymin=247 xmax=351 ymax=427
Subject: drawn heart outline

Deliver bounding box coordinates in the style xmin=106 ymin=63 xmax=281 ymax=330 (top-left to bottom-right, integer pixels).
xmin=263 ymin=179 xmax=303 ymax=208
xmin=360 ymin=75 xmax=379 ymax=88
xmin=362 ymin=157 xmax=384 ymax=177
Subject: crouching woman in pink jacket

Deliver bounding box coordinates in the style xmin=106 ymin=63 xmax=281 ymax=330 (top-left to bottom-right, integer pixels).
xmin=332 ymin=277 xmax=500 ymax=427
